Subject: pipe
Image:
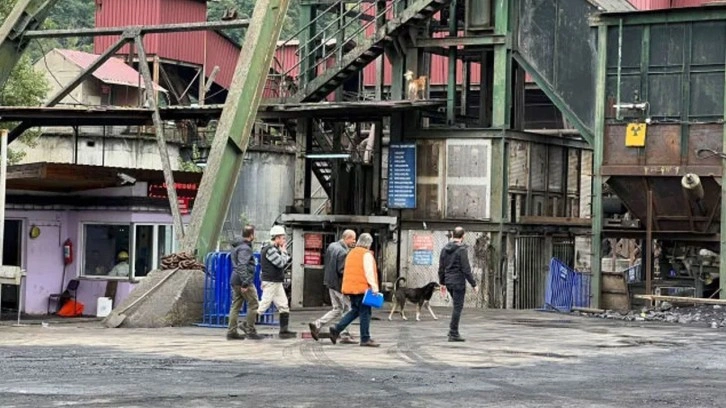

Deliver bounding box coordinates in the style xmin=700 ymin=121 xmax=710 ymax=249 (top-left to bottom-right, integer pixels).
xmin=616 ymin=19 xmax=623 ymax=120
xmin=682 ymin=173 xmax=706 ymax=214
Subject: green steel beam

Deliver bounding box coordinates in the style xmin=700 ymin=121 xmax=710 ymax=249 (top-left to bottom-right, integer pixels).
xmin=446 ymin=0 xmax=457 ymax=125
xmin=0 ymin=0 xmax=59 ymax=89
xmin=591 ymin=25 xmax=608 ymax=309
xmin=181 ymin=0 xmax=291 ymax=257
xmin=491 ymin=0 xmax=511 ymax=129
xmin=592 ymin=7 xmax=726 ymax=27
xmin=721 ymin=34 xmax=726 ymax=300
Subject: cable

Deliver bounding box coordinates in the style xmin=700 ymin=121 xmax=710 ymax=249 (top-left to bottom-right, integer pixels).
xmin=696 ymin=148 xmax=726 ymax=161
xmin=35 ymin=39 xmax=87 ymax=106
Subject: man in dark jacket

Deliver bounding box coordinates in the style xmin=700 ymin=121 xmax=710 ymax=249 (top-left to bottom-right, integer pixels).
xmin=227 ymin=225 xmax=262 ymax=340
xmin=438 ymin=226 xmax=478 ymax=342
xmin=309 ymin=230 xmax=356 ymax=343
xmin=257 ymin=225 xmax=296 ymax=339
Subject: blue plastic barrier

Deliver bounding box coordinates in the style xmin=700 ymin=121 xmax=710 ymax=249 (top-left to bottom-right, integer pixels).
xmin=543 ymin=258 xmax=591 ymax=312
xmin=198 ymin=251 xmax=278 ymax=328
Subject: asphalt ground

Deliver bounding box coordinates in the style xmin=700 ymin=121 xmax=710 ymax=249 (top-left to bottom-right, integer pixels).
xmin=1 ymin=308 xmax=725 ymax=407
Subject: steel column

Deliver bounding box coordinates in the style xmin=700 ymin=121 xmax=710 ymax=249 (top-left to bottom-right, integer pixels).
xmin=446 ymin=0 xmax=457 ymax=125
xmin=720 ymin=39 xmax=726 ymax=299
xmin=591 ymin=25 xmax=608 ymax=309
xmin=182 ymin=0 xmax=291 ymax=256
xmin=135 ymin=35 xmax=185 ymax=243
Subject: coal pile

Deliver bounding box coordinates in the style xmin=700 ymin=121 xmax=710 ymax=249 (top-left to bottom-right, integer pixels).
xmin=576 ymin=303 xmax=726 ymax=329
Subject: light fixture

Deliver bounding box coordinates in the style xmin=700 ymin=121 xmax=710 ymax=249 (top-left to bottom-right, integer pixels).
xmin=305 ymin=153 xmax=351 ymax=159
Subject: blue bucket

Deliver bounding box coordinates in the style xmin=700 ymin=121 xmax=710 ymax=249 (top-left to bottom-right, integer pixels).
xmin=362 ymin=289 xmax=384 ymax=308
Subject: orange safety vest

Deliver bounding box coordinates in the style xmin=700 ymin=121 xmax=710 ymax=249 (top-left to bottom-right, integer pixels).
xmin=341 ymin=247 xmax=378 ymax=295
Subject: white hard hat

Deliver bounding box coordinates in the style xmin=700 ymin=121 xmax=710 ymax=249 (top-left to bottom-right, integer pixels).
xmin=270 ymin=225 xmax=286 ymax=238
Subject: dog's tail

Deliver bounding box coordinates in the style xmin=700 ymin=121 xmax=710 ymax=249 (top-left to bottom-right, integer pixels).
xmin=394 ymin=276 xmax=406 ymax=291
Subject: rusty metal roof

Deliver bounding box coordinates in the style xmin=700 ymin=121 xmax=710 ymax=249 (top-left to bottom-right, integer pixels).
xmin=586 ymin=0 xmax=637 ymax=11
xmin=7 ymin=162 xmax=201 ymax=193
xmin=54 ymin=49 xmax=166 ymax=92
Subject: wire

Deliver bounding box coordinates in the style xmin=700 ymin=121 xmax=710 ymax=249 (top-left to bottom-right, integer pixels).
xmin=35 ymin=39 xmax=87 ymax=106
xmin=696 ymin=148 xmax=726 ymax=161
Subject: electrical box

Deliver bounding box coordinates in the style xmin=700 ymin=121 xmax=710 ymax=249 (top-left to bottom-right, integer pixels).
xmin=625 ymin=123 xmax=647 ymax=147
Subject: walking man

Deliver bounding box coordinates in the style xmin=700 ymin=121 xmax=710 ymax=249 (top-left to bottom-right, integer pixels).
xmin=258 ymin=225 xmax=297 ymax=339
xmin=309 ymin=230 xmax=357 ymax=343
xmin=329 ymin=233 xmax=380 ymax=347
xmin=438 ymin=226 xmax=478 ymax=342
xmin=227 ymin=225 xmax=262 ymax=340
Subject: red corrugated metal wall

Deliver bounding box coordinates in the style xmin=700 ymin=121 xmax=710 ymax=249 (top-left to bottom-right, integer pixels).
xmin=204 ymin=32 xmax=240 ymax=89
xmin=671 ymin=0 xmax=711 ymax=7
xmin=94 ymin=0 xmax=162 ymax=56
xmin=628 ymin=0 xmax=672 ymax=9
xmin=158 ymin=0 xmax=206 ymax=64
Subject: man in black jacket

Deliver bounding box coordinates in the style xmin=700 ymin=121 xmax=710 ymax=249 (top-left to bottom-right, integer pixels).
xmin=309 ymin=230 xmax=356 ymax=343
xmin=227 ymin=225 xmax=262 ymax=340
xmin=438 ymin=226 xmax=478 ymax=342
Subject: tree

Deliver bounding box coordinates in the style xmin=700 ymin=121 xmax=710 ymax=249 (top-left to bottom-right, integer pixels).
xmin=1 ymin=0 xmax=51 ymax=164
xmin=207 ymin=0 xmax=301 ymax=44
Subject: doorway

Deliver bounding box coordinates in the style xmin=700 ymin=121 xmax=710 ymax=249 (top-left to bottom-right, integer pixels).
xmin=1 ymin=220 xmax=23 ymax=313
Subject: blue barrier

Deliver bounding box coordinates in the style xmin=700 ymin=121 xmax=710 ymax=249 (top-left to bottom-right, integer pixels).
xmin=543 ymin=258 xmax=591 ymax=312
xmin=198 ymin=251 xmax=278 ymax=328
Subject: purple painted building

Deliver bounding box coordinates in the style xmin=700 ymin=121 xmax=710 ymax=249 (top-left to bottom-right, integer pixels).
xmin=3 ymin=162 xmax=201 ymax=316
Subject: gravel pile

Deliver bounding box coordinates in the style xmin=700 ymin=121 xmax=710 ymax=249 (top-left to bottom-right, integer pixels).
xmin=577 ymin=303 xmax=726 ymax=329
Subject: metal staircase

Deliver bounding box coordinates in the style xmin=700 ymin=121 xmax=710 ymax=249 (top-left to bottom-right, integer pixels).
xmin=270 ymin=0 xmax=451 ymax=103
xmin=309 ymin=120 xmax=364 ymax=198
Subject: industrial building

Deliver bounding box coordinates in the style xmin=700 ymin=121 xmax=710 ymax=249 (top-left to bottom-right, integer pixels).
xmin=1 ymin=0 xmax=726 ymax=318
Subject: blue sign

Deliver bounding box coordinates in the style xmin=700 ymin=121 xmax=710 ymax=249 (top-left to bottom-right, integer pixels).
xmin=413 ymin=250 xmax=433 ymax=266
xmin=388 ymin=143 xmax=417 ymax=209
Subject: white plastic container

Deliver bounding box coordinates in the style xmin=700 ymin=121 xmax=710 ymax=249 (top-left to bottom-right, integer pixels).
xmin=96 ymin=297 xmax=113 ymax=317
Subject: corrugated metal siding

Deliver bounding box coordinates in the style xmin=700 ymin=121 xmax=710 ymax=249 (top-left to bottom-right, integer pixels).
xmin=205 ymin=32 xmax=240 ymax=89
xmin=158 ymin=0 xmax=206 ymax=65
xmin=628 ymin=0 xmax=672 ymax=9
xmin=671 ymin=0 xmax=711 ymax=6
xmin=94 ymin=0 xmax=161 ymax=56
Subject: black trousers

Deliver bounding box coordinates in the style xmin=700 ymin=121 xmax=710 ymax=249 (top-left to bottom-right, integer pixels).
xmin=447 ymin=285 xmax=466 ymax=337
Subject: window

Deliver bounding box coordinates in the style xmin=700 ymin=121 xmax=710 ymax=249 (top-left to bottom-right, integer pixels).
xmin=82 ymin=224 xmax=130 ymax=277
xmin=82 ymin=223 xmax=175 ymax=279
xmin=133 ymin=224 xmax=177 ymax=277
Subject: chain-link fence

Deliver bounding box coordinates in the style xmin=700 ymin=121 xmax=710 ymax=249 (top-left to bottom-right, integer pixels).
xmin=401 ymin=230 xmax=494 ymax=308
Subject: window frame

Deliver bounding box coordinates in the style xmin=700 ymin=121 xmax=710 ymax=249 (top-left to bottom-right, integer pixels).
xmin=79 ymin=222 xmax=132 ymax=281
xmin=79 ymin=222 xmax=176 ymax=281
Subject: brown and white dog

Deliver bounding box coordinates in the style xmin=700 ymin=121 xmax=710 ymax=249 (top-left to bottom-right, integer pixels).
xmin=388 ymin=277 xmax=440 ymax=321
xmin=404 ymin=70 xmax=427 ymax=102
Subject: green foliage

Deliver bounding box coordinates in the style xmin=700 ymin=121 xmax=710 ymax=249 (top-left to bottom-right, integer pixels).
xmin=207 ymin=0 xmax=302 ymax=44
xmin=1 ymin=0 xmax=53 ymax=164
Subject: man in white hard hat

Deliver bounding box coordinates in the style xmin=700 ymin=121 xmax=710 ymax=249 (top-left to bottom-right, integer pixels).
xmin=257 ymin=225 xmax=297 ymax=339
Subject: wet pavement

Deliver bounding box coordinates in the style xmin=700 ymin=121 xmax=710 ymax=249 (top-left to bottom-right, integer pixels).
xmin=1 ymin=308 xmax=725 ymax=407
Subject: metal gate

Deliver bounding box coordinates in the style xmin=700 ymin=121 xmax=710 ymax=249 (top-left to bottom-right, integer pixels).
xmin=514 ymin=235 xmax=547 ymax=309
xmin=553 ymin=237 xmax=575 ymax=268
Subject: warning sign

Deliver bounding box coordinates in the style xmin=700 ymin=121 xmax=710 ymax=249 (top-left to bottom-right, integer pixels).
xmin=412 ymin=234 xmax=434 ymax=251
xmin=304 ymin=233 xmax=323 ymax=249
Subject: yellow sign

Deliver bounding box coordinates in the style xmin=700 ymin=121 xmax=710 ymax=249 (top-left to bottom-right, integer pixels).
xmin=625 ymin=123 xmax=647 ymax=147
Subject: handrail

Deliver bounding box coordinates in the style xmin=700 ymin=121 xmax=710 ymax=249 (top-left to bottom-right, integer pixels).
xmin=281 ymin=1 xmax=393 ymax=80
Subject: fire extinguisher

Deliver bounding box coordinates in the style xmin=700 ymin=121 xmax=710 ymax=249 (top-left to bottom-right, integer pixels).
xmin=63 ymin=239 xmax=73 ymax=265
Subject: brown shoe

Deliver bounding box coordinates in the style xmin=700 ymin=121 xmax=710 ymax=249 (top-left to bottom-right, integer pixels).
xmin=340 ymin=336 xmax=357 ymax=344
xmin=359 ymin=339 xmax=380 ymax=347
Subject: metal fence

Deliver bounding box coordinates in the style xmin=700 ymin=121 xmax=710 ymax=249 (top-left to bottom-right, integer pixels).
xmin=543 ymin=258 xmax=591 ymax=312
xmin=403 ymin=230 xmax=488 ymax=308
xmin=198 ymin=251 xmax=278 ymax=328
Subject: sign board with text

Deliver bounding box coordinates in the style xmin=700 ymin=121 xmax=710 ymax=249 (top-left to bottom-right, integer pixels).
xmin=387 ymin=143 xmax=417 ymax=209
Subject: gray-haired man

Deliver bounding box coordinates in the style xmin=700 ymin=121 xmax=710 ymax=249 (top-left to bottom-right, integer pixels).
xmin=309 ymin=230 xmax=356 ymax=343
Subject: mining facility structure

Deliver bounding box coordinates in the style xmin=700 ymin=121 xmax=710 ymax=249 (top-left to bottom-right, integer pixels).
xmin=2 ymin=0 xmax=726 ymax=316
